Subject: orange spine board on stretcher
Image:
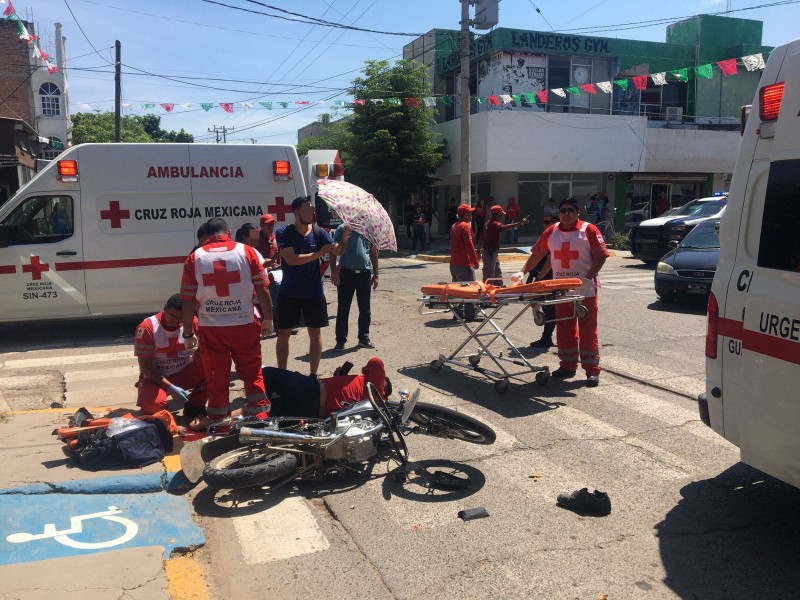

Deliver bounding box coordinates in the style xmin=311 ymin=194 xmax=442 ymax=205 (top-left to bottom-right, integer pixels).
xmin=420 ymin=278 xmax=583 ymax=302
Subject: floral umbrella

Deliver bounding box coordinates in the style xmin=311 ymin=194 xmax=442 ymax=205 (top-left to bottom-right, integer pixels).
xmin=315 ymin=179 xmax=397 ymax=251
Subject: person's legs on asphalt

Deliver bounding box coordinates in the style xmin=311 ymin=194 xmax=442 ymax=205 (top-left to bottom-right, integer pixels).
xmin=229 ymin=321 xmax=268 ymax=414
xmin=335 ymin=269 xmax=357 ymax=349
xmin=308 ymin=327 xmax=322 ymax=374
xmin=553 ymin=302 xmax=579 ymax=377
xmin=198 ymin=327 xmax=234 ymax=419
xmin=355 ymin=270 xmax=373 ymax=346
xmin=577 ymin=295 xmax=601 ymax=385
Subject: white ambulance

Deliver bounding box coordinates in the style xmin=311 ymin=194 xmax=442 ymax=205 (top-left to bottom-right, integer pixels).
xmin=0 ymin=143 xmax=307 ymax=323
xmin=702 ymin=39 xmax=800 ymax=488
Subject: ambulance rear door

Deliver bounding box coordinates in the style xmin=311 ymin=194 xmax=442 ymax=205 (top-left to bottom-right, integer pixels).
xmin=718 ymin=47 xmax=800 ymax=487
xmin=187 ymin=144 xmax=306 ymax=232
xmin=0 ymin=179 xmax=88 ymax=321
xmin=79 ymin=144 xmax=194 ymax=315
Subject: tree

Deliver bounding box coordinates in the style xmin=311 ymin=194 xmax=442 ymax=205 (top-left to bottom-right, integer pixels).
xmin=70 ymin=113 xmax=194 ymax=144
xmin=70 ymin=113 xmax=152 ymax=144
xmin=346 ymin=59 xmax=447 ymax=224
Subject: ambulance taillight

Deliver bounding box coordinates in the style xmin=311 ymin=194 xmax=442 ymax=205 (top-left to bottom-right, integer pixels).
xmin=314 ymin=163 xmax=329 ymax=178
xmin=58 ymin=159 xmax=79 ymax=182
xmin=273 ymin=160 xmax=292 ymax=181
xmin=759 ymin=82 xmax=784 ymax=121
xmin=705 ymin=292 xmax=719 ymax=359
xmin=333 ymin=163 xmax=344 ymax=178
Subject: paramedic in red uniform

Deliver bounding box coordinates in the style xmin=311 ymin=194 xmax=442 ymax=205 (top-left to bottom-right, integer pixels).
xmin=181 ymin=217 xmax=273 ymax=428
xmin=519 ymin=197 xmax=609 ymax=387
xmin=134 ymin=294 xmax=207 ymax=417
xmin=449 ymin=204 xmax=481 ymax=321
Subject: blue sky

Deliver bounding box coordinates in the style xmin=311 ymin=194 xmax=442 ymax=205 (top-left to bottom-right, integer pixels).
xmin=18 ymin=0 xmax=800 ymax=145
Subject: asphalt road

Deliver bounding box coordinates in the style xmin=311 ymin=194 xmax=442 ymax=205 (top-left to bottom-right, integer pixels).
xmin=1 ymin=252 xmax=799 ymax=599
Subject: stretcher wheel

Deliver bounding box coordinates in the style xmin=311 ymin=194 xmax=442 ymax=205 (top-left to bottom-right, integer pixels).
xmin=533 ymin=308 xmax=546 ymax=326
xmin=575 ymin=303 xmax=588 ymax=319
xmin=430 ymin=360 xmax=443 ymax=373
xmin=468 ymin=354 xmax=481 ymax=366
xmin=495 ymin=379 xmax=510 ymax=394
xmin=535 ymin=371 xmax=549 ymax=386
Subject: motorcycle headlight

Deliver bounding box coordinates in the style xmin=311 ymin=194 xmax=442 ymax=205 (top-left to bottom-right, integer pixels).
xmin=656 ymin=261 xmax=676 ymax=275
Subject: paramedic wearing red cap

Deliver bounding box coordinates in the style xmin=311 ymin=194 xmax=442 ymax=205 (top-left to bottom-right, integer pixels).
xmin=262 ymin=357 xmax=390 ymax=418
xmin=481 ymin=205 xmax=529 ymax=282
xmin=134 ymin=293 xmax=207 ymax=417
xmin=181 ymin=217 xmax=273 ymax=427
xmin=256 ymin=213 xmax=280 ymax=269
xmin=450 ymin=204 xmax=481 ymax=321
xmin=518 ymin=197 xmax=609 ymax=387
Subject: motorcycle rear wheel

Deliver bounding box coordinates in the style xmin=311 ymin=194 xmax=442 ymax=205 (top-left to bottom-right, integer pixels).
xmin=202 ymin=446 xmax=299 ymax=490
xmin=408 ymin=402 xmax=496 ymax=445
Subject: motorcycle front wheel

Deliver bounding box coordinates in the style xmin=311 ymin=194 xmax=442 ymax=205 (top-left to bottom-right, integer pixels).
xmin=408 ymin=402 xmax=496 ymax=445
xmin=202 ymin=446 xmax=299 ymax=491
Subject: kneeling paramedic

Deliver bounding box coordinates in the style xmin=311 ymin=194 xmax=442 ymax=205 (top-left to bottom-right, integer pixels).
xmin=134 ymin=294 xmax=208 ymax=417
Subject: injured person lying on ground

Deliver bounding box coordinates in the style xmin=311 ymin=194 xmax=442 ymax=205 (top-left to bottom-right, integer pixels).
xmin=263 ymin=357 xmax=392 ymax=418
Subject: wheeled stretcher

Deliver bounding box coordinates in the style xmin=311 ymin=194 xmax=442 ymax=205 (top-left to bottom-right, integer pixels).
xmin=418 ymin=278 xmax=586 ymax=393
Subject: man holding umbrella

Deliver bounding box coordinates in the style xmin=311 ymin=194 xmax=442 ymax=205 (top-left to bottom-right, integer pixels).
xmin=331 ymin=224 xmax=378 ymax=351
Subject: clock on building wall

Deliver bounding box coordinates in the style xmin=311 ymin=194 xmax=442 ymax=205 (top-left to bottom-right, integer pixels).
xmin=573 ymin=66 xmax=590 ymax=84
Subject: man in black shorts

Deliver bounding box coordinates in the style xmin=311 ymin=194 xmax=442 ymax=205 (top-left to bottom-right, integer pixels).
xmin=263 ymin=357 xmax=391 ymax=418
xmin=275 ymin=197 xmax=347 ymax=376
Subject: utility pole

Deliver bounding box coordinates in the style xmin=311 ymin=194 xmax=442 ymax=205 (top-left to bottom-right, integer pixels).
xmin=459 ymin=0 xmax=471 ymax=205
xmin=114 ymin=40 xmax=121 ymax=143
xmin=207 ymin=125 xmax=234 ymax=144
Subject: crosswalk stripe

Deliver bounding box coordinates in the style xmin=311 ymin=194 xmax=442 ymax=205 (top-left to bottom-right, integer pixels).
xmin=4 ymin=351 xmax=132 ymax=370
xmin=535 ymin=405 xmax=698 ymax=476
xmin=66 ymin=366 xmax=138 ymax=383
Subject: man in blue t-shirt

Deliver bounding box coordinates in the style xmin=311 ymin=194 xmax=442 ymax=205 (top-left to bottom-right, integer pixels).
xmin=275 ymin=197 xmax=346 ymax=376
xmin=331 ymin=225 xmax=378 ymax=351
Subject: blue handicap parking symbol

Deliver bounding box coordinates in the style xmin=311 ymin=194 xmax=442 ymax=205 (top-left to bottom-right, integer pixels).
xmin=0 ymin=487 xmax=204 ymax=566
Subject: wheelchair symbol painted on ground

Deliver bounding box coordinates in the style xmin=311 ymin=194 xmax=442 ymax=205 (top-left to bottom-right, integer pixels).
xmin=6 ymin=506 xmax=138 ymax=550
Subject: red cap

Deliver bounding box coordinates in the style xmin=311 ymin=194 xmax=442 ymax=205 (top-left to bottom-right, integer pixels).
xmin=490 ymin=204 xmax=505 ymax=214
xmin=259 ymin=213 xmax=275 ymax=225
xmin=457 ymin=204 xmax=475 ymax=216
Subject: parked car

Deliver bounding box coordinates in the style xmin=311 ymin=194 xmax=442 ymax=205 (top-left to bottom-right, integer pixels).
xmin=654 ymin=219 xmax=720 ymax=302
xmin=629 ymin=195 xmax=727 ymax=263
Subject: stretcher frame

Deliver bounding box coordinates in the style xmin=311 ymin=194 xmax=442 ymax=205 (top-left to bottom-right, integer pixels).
xmin=418 ymin=278 xmax=586 ymax=393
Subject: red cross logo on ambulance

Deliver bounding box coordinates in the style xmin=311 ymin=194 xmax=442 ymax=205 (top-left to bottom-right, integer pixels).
xmin=22 ymin=256 xmax=50 ymax=281
xmin=267 ymin=196 xmax=292 ymax=222
xmin=100 ymin=201 xmax=131 ymax=229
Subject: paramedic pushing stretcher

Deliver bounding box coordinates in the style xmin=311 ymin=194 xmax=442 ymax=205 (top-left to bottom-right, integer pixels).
xmin=263 ymin=357 xmax=389 ymax=418
xmin=519 ymin=197 xmax=609 ymax=387
xmin=134 ymin=294 xmax=208 ymax=417
xmin=181 ymin=218 xmax=273 ymax=427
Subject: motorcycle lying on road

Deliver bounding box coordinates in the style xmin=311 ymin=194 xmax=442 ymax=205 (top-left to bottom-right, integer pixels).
xmin=180 ymin=384 xmax=496 ymax=491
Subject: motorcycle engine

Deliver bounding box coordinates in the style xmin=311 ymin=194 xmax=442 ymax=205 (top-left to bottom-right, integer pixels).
xmin=323 ymin=416 xmax=381 ymax=462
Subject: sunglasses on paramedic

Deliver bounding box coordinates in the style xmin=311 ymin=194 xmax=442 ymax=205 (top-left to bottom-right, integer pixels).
xmin=559 ymin=207 xmax=577 ymax=214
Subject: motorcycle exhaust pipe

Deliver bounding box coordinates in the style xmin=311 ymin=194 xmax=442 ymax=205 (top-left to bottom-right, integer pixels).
xmin=239 ymin=427 xmax=332 ymax=445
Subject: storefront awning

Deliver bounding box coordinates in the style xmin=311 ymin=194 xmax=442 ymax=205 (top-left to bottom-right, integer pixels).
xmin=628 ymin=173 xmax=710 ymax=183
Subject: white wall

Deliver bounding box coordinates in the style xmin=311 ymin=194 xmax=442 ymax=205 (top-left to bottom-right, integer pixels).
xmin=643 ymin=127 xmax=740 ymax=173
xmin=433 ymin=111 xmax=739 ymax=177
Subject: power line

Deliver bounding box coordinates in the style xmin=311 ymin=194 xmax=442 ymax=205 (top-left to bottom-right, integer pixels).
xmin=62 ymin=0 xmax=113 ymax=65
xmin=527 ymin=0 xmax=555 ymax=31
xmin=201 ymin=0 xmax=423 ymax=36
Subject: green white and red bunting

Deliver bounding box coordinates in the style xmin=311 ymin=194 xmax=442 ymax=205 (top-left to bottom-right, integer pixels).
xmin=2 ymin=1 xmax=58 ymax=74
xmin=79 ymin=46 xmax=768 ymax=114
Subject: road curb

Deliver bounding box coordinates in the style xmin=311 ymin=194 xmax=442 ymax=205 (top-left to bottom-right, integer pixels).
xmin=0 ymin=472 xmax=181 ymax=495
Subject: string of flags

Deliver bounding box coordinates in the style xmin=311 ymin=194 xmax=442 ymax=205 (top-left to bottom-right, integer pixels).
xmin=111 ymin=51 xmax=767 ymax=114
xmin=1 ymin=1 xmax=58 ymax=74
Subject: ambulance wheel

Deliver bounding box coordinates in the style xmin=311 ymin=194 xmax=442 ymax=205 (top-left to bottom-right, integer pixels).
xmin=468 ymin=354 xmax=481 ymax=366
xmin=430 ymin=360 xmax=443 ymax=373
xmin=576 ymin=303 xmax=588 ymax=320
xmin=533 ymin=308 xmax=546 ymax=327
xmin=495 ymin=379 xmax=510 ymax=394
xmin=535 ymin=371 xmax=549 ymax=386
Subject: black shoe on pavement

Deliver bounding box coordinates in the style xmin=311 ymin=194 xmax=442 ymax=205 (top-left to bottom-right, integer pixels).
xmin=358 ymin=337 xmax=375 ymax=349
xmin=586 ymin=375 xmax=600 ymax=387
xmin=529 ymin=337 xmax=553 ymax=348
xmin=552 ymin=367 xmax=576 ymax=378
xmin=334 ymin=341 xmax=346 ymax=352
xmin=556 ymin=488 xmax=611 ymax=516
